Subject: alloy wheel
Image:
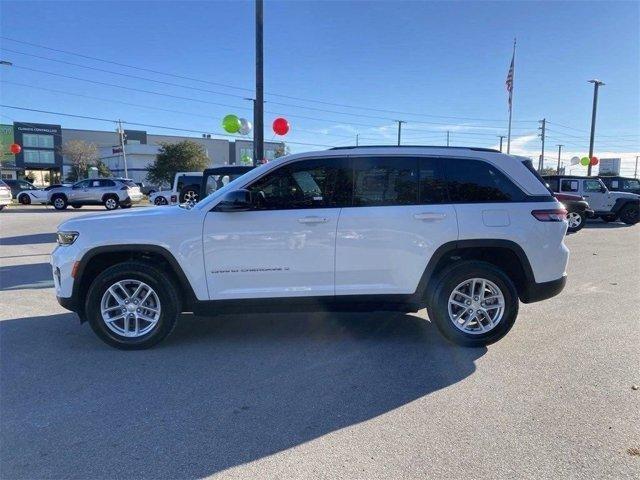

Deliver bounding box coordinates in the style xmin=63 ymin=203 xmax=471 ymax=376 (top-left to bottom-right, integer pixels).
xmin=105 ymin=198 xmax=117 ymax=210
xmin=567 ymin=211 xmax=582 ymax=229
xmin=447 ymin=278 xmax=505 ymax=335
xmin=100 ymin=279 xmax=161 ymax=338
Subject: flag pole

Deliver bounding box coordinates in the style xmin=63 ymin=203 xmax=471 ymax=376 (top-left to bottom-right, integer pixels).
xmin=506 ymin=38 xmax=516 ymax=154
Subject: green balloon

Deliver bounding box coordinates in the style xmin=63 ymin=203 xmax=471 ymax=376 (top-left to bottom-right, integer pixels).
xmin=580 ymin=156 xmax=590 ymax=166
xmin=222 ymin=114 xmax=241 ymax=133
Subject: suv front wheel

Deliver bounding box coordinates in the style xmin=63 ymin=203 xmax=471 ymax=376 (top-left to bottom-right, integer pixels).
xmin=85 ymin=262 xmax=180 ymax=349
xmin=51 ymin=194 xmax=68 ymax=210
xmin=428 ymin=261 xmax=519 ymax=347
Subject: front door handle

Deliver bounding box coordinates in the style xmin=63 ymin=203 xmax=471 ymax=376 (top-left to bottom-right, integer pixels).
xmin=413 ymin=212 xmax=446 ymax=221
xmin=298 ymin=216 xmax=329 ymax=224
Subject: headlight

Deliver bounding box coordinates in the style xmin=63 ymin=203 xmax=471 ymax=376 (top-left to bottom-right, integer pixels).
xmin=56 ymin=231 xmax=79 ymax=246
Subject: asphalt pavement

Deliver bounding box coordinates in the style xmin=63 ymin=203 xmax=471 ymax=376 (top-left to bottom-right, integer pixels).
xmin=1 ymin=205 xmax=638 ymax=479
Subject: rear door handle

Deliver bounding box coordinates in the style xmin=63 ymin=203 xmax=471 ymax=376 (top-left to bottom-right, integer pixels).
xmin=298 ymin=216 xmax=329 ymax=224
xmin=413 ymin=212 xmax=446 ymax=221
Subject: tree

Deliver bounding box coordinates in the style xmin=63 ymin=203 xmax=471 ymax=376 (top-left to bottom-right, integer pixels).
xmin=61 ymin=140 xmax=110 ymax=181
xmin=146 ymin=140 xmax=209 ymax=186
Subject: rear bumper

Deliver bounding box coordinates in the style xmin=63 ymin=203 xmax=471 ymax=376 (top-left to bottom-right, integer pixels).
xmin=0 ymin=197 xmax=11 ymax=206
xmin=520 ymin=275 xmax=566 ymax=303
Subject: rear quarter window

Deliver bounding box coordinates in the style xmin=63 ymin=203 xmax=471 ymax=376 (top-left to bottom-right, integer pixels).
xmin=444 ymin=158 xmax=527 ymax=203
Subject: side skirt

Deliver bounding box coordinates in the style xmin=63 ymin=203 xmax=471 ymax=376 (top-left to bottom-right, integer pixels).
xmin=191 ymin=294 xmax=422 ymax=316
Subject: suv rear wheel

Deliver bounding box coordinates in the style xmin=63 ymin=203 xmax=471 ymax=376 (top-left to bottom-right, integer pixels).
xmin=428 ymin=261 xmax=519 ymax=347
xmin=619 ymin=204 xmax=639 ymax=225
xmin=85 ymin=261 xmax=180 ymax=349
xmin=103 ymin=195 xmax=119 ymax=210
xmin=19 ymin=194 xmax=31 ymax=205
xmin=51 ymin=194 xmax=68 ymax=210
xmin=180 ymin=186 xmax=199 ymax=203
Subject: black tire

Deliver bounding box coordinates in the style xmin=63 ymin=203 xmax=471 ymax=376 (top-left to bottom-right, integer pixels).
xmin=428 ymin=261 xmax=519 ymax=347
xmin=51 ymin=194 xmax=68 ymax=210
xmin=154 ymin=196 xmax=168 ymax=206
xmin=19 ymin=194 xmax=31 ymax=205
xmin=85 ymin=261 xmax=181 ymax=350
xmin=566 ymin=210 xmax=586 ymax=233
xmin=180 ymin=186 xmax=200 ymax=204
xmin=72 ymin=205 xmax=82 ymax=209
xmin=601 ymin=214 xmax=617 ymax=222
xmin=619 ymin=204 xmax=639 ymax=225
xmin=103 ymin=195 xmax=119 ymax=210
xmin=0 ymin=205 xmax=4 ymax=211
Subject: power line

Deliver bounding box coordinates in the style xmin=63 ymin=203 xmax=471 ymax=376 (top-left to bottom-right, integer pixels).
xmin=0 ymin=104 xmax=337 ymax=148
xmin=0 ymin=35 xmax=541 ymax=123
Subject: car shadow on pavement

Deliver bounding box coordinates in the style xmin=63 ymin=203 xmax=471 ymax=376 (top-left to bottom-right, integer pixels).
xmin=584 ymin=221 xmax=634 ymax=229
xmin=0 ymin=263 xmax=53 ymax=290
xmin=0 ymin=233 xmax=56 ymax=246
xmin=0 ymin=311 xmax=485 ymax=479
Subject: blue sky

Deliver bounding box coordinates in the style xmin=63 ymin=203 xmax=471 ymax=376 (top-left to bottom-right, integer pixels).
xmin=0 ymin=0 xmax=638 ymax=173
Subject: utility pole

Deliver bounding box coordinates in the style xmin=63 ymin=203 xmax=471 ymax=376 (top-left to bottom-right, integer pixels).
xmin=556 ymin=144 xmax=564 ymax=174
xmin=253 ymin=0 xmax=264 ymax=166
xmin=117 ymin=120 xmax=128 ymax=179
xmin=396 ymin=120 xmax=405 ymax=146
xmin=356 ymin=133 xmax=359 ymax=146
xmin=587 ymin=79 xmax=605 ymax=176
xmin=446 ymin=130 xmax=450 ymax=147
xmin=498 ymin=135 xmax=505 ymax=152
xmin=538 ymin=118 xmax=546 ymax=172
xmin=635 ymin=156 xmax=639 ymax=178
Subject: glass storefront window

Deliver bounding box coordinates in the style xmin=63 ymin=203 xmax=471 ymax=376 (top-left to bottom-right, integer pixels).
xmin=24 ymin=149 xmax=55 ymax=164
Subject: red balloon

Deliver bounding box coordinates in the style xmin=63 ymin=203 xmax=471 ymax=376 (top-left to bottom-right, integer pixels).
xmin=272 ymin=117 xmax=290 ymax=136
xmin=9 ymin=143 xmax=21 ymax=154
xmin=590 ymin=156 xmax=599 ymax=166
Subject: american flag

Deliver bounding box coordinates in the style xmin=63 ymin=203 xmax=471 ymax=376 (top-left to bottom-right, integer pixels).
xmin=506 ymin=53 xmax=514 ymax=108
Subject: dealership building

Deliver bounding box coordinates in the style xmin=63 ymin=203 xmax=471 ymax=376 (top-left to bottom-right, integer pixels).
xmin=0 ymin=122 xmax=283 ymax=185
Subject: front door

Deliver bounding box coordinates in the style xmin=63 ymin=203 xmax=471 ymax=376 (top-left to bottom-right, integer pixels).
xmin=335 ymin=156 xmax=457 ymax=295
xmin=582 ymin=178 xmax=611 ymax=212
xmin=202 ymin=157 xmax=351 ymax=300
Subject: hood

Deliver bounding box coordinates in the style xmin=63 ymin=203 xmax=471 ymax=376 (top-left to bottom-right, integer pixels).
xmin=58 ymin=205 xmax=188 ymax=232
xmin=610 ymin=191 xmax=640 ymax=200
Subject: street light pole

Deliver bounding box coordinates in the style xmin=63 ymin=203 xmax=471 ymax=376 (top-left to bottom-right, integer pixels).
xmin=498 ymin=135 xmax=505 ymax=152
xmin=253 ymin=0 xmax=264 ymax=167
xmin=556 ymin=144 xmax=564 ymax=174
xmin=587 ymin=79 xmax=605 ymax=176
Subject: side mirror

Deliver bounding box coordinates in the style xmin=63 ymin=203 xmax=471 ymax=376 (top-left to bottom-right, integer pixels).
xmin=213 ymin=189 xmax=253 ymax=212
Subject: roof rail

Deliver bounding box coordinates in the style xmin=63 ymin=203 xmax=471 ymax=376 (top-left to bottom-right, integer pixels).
xmin=328 ymin=145 xmax=501 ymax=153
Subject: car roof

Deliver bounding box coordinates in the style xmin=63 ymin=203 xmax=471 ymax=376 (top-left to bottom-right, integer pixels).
xmin=328 ymin=145 xmax=501 ymax=153
xmin=542 ymin=175 xmax=598 ymax=180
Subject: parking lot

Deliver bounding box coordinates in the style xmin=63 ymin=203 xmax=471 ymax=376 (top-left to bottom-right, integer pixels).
xmin=0 ymin=206 xmax=638 ymax=479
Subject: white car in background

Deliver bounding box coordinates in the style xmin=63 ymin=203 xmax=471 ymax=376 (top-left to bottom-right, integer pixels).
xmin=17 ymin=184 xmax=71 ymax=205
xmin=0 ymin=180 xmax=12 ymax=210
xmin=149 ymin=172 xmax=202 ymax=206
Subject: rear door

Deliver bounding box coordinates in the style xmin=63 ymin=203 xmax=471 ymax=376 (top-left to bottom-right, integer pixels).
xmin=335 ymin=156 xmax=457 ymax=296
xmin=203 ymin=157 xmax=351 ymax=300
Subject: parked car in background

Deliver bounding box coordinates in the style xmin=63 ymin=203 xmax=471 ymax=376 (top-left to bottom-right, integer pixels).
xmin=17 ymin=184 xmax=71 ymax=205
xmin=4 ymin=179 xmax=38 ymax=198
xmin=52 ymin=146 xmax=569 ymax=350
xmin=598 ymin=176 xmax=640 ymax=195
xmin=135 ymin=182 xmax=159 ymax=196
xmin=0 ymin=180 xmax=12 ymax=210
xmin=553 ymin=192 xmax=592 ymax=233
xmin=47 ymin=178 xmax=143 ymax=210
xmin=149 ymin=172 xmax=203 ymax=206
xmin=543 ymin=175 xmax=639 ymax=225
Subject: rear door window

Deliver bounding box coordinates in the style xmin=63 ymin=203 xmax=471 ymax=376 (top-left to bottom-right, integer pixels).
xmin=444 ymin=158 xmax=526 ymax=202
xmin=352 ymin=157 xmax=418 ymax=206
xmin=560 ymin=180 xmax=579 ymax=193
xmin=99 ymin=180 xmax=116 ymax=187
xmin=419 ymin=157 xmax=448 ymax=204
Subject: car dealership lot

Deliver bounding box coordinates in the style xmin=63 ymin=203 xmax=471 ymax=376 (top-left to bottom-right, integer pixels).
xmin=1 ymin=206 xmax=638 ymax=479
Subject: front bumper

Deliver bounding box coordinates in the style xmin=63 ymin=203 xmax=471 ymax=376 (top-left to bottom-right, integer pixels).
xmin=520 ymin=275 xmax=567 ymax=304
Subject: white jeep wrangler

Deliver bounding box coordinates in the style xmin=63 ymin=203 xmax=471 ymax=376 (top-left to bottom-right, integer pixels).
xmin=52 ymin=146 xmax=569 ymax=349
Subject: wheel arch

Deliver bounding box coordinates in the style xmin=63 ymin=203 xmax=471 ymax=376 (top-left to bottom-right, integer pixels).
xmin=73 ymin=245 xmax=198 ymax=322
xmin=101 ymin=192 xmax=119 ymax=203
xmin=415 ymin=239 xmax=536 ymax=306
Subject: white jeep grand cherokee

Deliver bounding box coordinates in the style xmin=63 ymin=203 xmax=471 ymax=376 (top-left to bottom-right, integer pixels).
xmin=52 ymin=146 xmax=569 ymax=349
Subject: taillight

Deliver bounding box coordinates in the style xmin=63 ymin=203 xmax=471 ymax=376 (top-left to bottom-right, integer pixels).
xmin=531 ymin=209 xmax=567 ymax=222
